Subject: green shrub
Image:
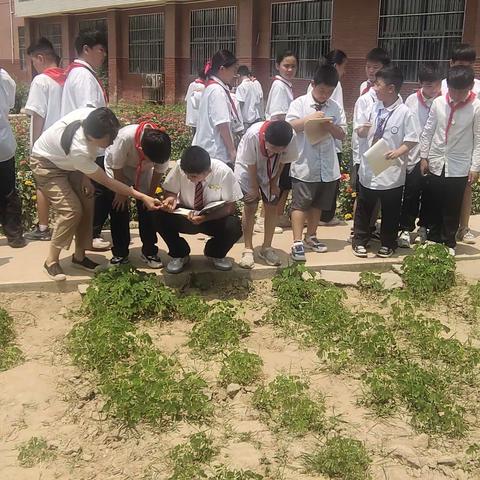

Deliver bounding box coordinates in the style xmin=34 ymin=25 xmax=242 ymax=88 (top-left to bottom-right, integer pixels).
xmin=219 ymin=350 xmax=263 ymax=386
xmin=209 ymin=467 xmax=264 ymax=480
xmin=0 ymin=307 xmax=23 ymax=371
xmin=17 ymin=437 xmax=56 ymax=467
xmin=357 ymin=272 xmax=384 ymax=295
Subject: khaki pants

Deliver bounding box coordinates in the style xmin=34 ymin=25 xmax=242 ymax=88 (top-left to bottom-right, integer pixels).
xmin=30 ymin=156 xmax=93 ymax=251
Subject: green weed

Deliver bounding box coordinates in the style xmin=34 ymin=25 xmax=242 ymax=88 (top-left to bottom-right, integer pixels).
xmin=303 ymin=436 xmax=371 ymax=480
xmin=253 ymin=375 xmax=326 ymax=435
xmin=188 ymin=302 xmax=250 ymax=355
xmin=219 ymin=350 xmax=263 ymax=386
xmin=468 ymin=281 xmax=480 ymax=322
xmin=0 ymin=307 xmax=23 ymax=371
xmin=357 ymin=271 xmax=384 ymax=295
xmin=17 ymin=437 xmax=56 ymax=467
xmin=209 ymin=466 xmax=264 ymax=479
xmin=402 ymin=243 xmax=456 ymax=299
xmin=175 ymin=294 xmax=210 ymax=322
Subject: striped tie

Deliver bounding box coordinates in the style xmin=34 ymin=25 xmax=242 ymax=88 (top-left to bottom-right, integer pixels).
xmin=194 ymin=181 xmax=204 ymax=210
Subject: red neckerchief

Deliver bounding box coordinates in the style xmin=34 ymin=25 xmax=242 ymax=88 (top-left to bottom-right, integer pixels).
xmin=445 ymin=91 xmax=476 ymax=143
xmin=274 ymin=75 xmax=293 ymax=94
xmin=65 ymin=61 xmax=109 ymax=104
xmin=259 ymin=121 xmax=280 ymax=199
xmin=416 ymin=89 xmax=440 ymax=111
xmin=361 ymin=80 xmax=373 ymax=96
xmin=194 ymin=78 xmax=206 ymax=85
xmin=206 ymin=78 xmax=240 ymax=121
xmin=134 ymin=121 xmax=165 ymax=188
xmin=43 ymin=67 xmax=66 ymax=86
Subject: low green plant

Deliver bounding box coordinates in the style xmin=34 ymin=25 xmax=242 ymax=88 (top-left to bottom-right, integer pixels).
xmin=0 ymin=307 xmax=23 ymax=371
xmin=175 ymin=294 xmax=210 ymax=322
xmin=357 ymin=272 xmax=384 ymax=295
xmin=303 ymin=436 xmax=371 ymax=480
xmin=468 ymin=281 xmax=480 ymax=322
xmin=17 ymin=437 xmax=57 ymax=468
xmin=402 ymin=243 xmax=456 ymax=299
xmin=168 ymin=432 xmax=217 ymax=480
xmin=219 ymin=350 xmax=263 ymax=386
xmin=209 ymin=466 xmax=264 ymax=480
xmin=253 ymin=375 xmax=326 ymax=435
xmin=188 ymin=302 xmax=250 ymax=355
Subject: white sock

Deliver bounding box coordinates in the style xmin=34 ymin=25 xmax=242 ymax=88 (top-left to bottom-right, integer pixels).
xmin=38 ymin=224 xmax=48 ymax=232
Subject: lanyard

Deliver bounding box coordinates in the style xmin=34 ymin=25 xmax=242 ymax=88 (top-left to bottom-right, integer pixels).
xmin=259 ymin=121 xmax=280 ymax=198
xmin=445 ymin=91 xmax=476 ymax=144
xmin=134 ymin=121 xmax=164 ymax=188
xmin=207 ymin=78 xmax=240 ymax=121
xmin=372 ymin=107 xmax=395 ymax=144
xmin=66 ymin=61 xmax=109 ymax=104
xmin=274 ymin=75 xmax=293 ymax=94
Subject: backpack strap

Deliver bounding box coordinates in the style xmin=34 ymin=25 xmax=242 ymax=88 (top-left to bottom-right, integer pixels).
xmin=60 ymin=120 xmax=83 ymax=155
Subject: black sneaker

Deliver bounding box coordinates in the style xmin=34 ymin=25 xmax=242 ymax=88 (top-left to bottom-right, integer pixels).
xmin=24 ymin=225 xmax=51 ymax=241
xmin=44 ymin=261 xmax=66 ymax=281
xmin=72 ymin=255 xmax=100 ymax=273
xmin=110 ymin=256 xmax=129 ymax=266
xmin=8 ymin=237 xmax=27 ymax=248
xmin=377 ymin=246 xmax=394 ymax=258
xmin=352 ymin=245 xmax=368 ymax=258
xmin=140 ymin=253 xmax=163 ymax=269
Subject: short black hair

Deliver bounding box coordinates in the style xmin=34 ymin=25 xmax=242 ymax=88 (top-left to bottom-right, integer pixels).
xmin=180 ymin=146 xmax=211 ymax=174
xmin=447 ymin=65 xmax=475 ymax=90
xmin=141 ymin=129 xmax=171 ymax=164
xmin=27 ymin=37 xmax=60 ymax=65
xmin=376 ymin=65 xmax=403 ymax=93
xmin=451 ymin=43 xmax=477 ymax=63
xmin=276 ymin=50 xmax=298 ymax=65
xmin=313 ymin=64 xmax=339 ymax=87
xmin=237 ymin=65 xmax=251 ymax=77
xmin=75 ymin=30 xmax=107 ymax=55
xmin=265 ymin=121 xmax=293 ymax=147
xmin=209 ymin=50 xmax=237 ymax=76
xmin=418 ymin=62 xmax=442 ymax=83
xmin=366 ymin=47 xmax=391 ymax=66
xmin=83 ymin=107 xmax=120 ymax=143
xmin=323 ymin=49 xmax=347 ymax=66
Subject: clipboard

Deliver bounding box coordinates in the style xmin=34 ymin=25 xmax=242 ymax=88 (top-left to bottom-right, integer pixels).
xmin=364 ymin=139 xmax=398 ymax=176
xmin=304 ymin=117 xmax=334 ymax=145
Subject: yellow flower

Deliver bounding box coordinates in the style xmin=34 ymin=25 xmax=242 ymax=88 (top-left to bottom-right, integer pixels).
xmin=24 ymin=180 xmax=33 ymax=186
xmin=155 ymin=186 xmax=163 ymax=194
xmin=344 ymin=213 xmax=353 ymax=220
xmin=351 ymin=192 xmax=357 ymax=198
xmin=32 ymin=195 xmax=37 ymax=201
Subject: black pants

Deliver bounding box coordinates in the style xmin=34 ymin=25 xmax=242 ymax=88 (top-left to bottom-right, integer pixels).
xmin=102 ymin=189 xmax=158 ymax=258
xmin=0 ymin=157 xmax=23 ymax=241
xmin=428 ymin=171 xmax=467 ymax=248
xmin=399 ymin=162 xmax=432 ymax=232
xmin=155 ymin=210 xmax=242 ymax=259
xmin=353 ymin=183 xmax=404 ymax=249
xmin=92 ymin=156 xmax=112 ymax=238
xmin=320 ymin=153 xmax=342 ymax=222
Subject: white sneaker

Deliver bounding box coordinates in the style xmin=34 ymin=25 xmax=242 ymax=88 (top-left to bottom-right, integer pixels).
xmin=304 ymin=235 xmax=328 ymax=253
xmin=397 ymin=230 xmax=411 ymax=248
xmin=319 ymin=217 xmax=341 ymax=227
xmin=448 ymin=247 xmax=456 ymax=257
xmin=415 ymin=226 xmax=427 ymax=244
xmin=92 ymin=236 xmax=111 ymax=250
xmin=140 ymin=253 xmax=163 ymax=269
xmin=211 ymin=257 xmax=233 ymax=271
xmin=166 ymin=256 xmax=190 ymax=274
xmin=258 ymin=247 xmax=281 ymax=266
xmin=239 ymin=249 xmax=255 ymax=269
xmin=254 ymin=220 xmax=283 ymax=235
xmin=462 ymin=229 xmax=476 ymax=245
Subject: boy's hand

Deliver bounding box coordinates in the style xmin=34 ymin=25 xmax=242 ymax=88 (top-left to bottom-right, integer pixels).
xmin=188 ymin=212 xmax=206 ymax=225
xmin=306 ymin=111 xmax=325 ymax=122
xmin=112 ymin=193 xmax=128 ymax=211
xmin=357 ymin=123 xmax=372 ymax=138
xmin=468 ymin=170 xmax=479 ymax=184
xmin=81 ymin=176 xmax=94 ymax=198
xmin=160 ymin=196 xmax=178 ymax=212
xmin=142 ymin=196 xmax=162 ymax=211
xmin=245 ymin=185 xmax=260 ymax=203
xmin=269 ymin=181 xmax=281 ymax=198
xmin=420 ymin=158 xmax=429 ymax=176
xmin=385 ymin=149 xmax=402 ymax=160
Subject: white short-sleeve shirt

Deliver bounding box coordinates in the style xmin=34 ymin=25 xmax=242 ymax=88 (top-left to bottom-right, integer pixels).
xmin=265 ymin=77 xmax=294 ymax=120
xmin=185 ymin=80 xmax=205 ymax=127
xmin=24 ymin=73 xmax=63 ymax=147
xmin=192 ymin=76 xmax=241 ymax=163
xmin=234 ymin=121 xmax=298 ymax=201
xmin=236 ymin=78 xmax=264 ymax=124
xmin=0 ymin=69 xmax=16 ymax=162
xmin=420 ymin=94 xmax=480 ymax=177
xmin=286 ymin=93 xmax=346 ymax=183
xmin=104 ymin=124 xmax=169 ymax=193
xmin=32 ymin=107 xmax=100 ymax=175
xmin=359 ymin=97 xmax=419 ymax=190
xmin=61 ymin=60 xmax=107 ymax=116
xmin=163 ymin=158 xmax=243 ymax=209
xmin=353 ymin=89 xmax=378 ymax=166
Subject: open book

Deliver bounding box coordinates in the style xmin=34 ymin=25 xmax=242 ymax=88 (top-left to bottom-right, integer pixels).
xmin=172 ymin=200 xmax=227 ymax=217
xmin=304 ymin=117 xmax=334 ymax=145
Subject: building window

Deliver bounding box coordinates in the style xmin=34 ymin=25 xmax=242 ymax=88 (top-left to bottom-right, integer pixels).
xmin=379 ymin=0 xmax=466 ymax=82
xmin=79 ymin=18 xmax=107 ymax=33
xmin=190 ymin=6 xmax=237 ymax=75
xmin=18 ymin=27 xmax=26 ymax=70
xmin=271 ymin=0 xmax=332 ymax=80
xmin=129 ymin=13 xmax=165 ymax=74
xmin=38 ymin=23 xmax=63 ymax=63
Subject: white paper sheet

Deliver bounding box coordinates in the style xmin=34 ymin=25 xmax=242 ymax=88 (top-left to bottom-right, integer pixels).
xmin=364 ymin=138 xmax=397 ymax=176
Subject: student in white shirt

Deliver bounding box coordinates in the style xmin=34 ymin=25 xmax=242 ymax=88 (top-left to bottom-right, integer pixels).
xmin=398 ymin=62 xmax=442 ymax=248
xmin=236 ymin=65 xmax=264 ymax=130
xmin=265 ymin=50 xmax=298 ymax=228
xmin=30 ymin=107 xmax=160 ymax=282
xmin=287 ymin=64 xmax=346 ymax=262
xmin=235 ymin=121 xmax=297 ymax=269
xmin=440 ymin=44 xmax=480 ymax=245
xmin=23 ymin=38 xmax=65 ymax=243
xmin=420 ymin=65 xmax=480 ymax=252
xmin=192 ymin=50 xmax=241 ymax=168
xmin=104 ymin=124 xmax=171 ymax=268
xmin=185 ymin=69 xmax=207 ymax=136
xmin=353 ymin=66 xmax=418 ymax=258
xmin=0 ymin=68 xmax=24 ymax=248
xmin=62 ymin=30 xmax=111 ymax=250
xmin=155 ymin=146 xmax=243 ymax=274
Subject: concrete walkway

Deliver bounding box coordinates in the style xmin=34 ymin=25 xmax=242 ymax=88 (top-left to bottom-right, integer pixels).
xmin=1 ymin=216 xmax=480 ymax=292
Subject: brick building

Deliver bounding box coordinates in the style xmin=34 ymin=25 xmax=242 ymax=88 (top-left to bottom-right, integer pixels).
xmin=2 ymin=0 xmax=480 ymax=114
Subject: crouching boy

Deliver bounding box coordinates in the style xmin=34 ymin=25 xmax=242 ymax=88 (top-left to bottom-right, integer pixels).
xmin=156 ymin=146 xmax=243 ymax=273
